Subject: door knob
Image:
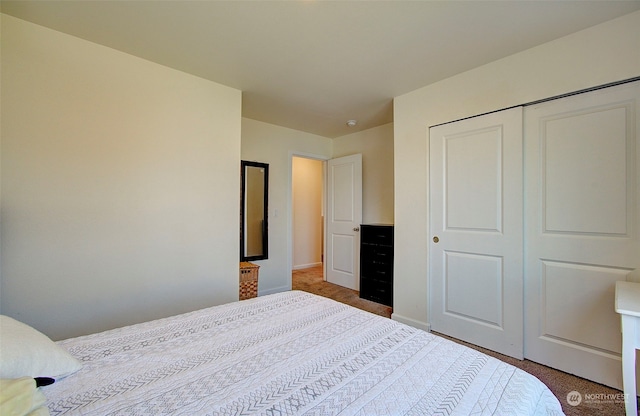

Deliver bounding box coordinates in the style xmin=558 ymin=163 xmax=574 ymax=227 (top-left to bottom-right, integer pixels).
xmin=353 ymin=227 xmax=360 ymax=232
xmin=433 ymin=236 xmax=439 ymax=243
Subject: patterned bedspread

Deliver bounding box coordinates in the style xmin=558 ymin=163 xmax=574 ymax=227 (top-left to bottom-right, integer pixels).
xmin=45 ymin=291 xmax=564 ymax=415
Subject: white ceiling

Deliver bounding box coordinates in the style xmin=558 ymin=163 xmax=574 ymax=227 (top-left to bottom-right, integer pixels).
xmin=2 ymin=1 xmax=639 ymax=138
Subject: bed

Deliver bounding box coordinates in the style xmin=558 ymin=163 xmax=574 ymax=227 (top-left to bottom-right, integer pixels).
xmin=7 ymin=291 xmax=564 ymax=415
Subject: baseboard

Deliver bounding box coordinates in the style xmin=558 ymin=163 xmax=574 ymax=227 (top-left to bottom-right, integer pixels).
xmin=391 ymin=313 xmax=431 ymax=332
xmin=292 ymin=262 xmax=322 ymax=271
xmin=258 ymin=285 xmax=290 ymax=297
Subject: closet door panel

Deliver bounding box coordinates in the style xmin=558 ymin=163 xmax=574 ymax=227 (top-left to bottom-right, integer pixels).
xmin=524 ymin=81 xmax=640 ymax=390
xmin=429 ymin=107 xmax=524 ymax=360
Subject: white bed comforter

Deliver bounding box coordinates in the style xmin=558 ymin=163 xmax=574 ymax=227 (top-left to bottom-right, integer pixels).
xmin=45 ymin=291 xmax=564 ymax=415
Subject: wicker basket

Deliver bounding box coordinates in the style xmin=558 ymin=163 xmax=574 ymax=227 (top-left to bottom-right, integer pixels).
xmin=239 ymin=262 xmax=259 ymax=300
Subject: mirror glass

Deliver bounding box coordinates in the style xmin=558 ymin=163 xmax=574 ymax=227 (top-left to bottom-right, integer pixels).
xmin=240 ymin=161 xmax=268 ymax=261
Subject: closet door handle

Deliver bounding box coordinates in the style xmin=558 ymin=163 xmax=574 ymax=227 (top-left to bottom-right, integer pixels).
xmin=433 ymin=236 xmax=439 ymax=243
xmin=353 ymin=227 xmax=360 ymax=232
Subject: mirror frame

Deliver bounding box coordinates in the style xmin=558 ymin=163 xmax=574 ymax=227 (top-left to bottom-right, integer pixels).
xmin=240 ymin=160 xmax=269 ymax=261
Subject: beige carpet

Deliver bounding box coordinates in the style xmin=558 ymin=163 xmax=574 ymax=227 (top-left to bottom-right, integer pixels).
xmin=293 ymin=265 xmax=632 ymax=416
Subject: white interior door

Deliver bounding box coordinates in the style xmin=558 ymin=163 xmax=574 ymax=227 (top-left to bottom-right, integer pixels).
xmin=524 ymin=81 xmax=640 ymax=390
xmin=429 ymin=107 xmax=524 ymax=359
xmin=326 ymin=154 xmax=362 ymax=290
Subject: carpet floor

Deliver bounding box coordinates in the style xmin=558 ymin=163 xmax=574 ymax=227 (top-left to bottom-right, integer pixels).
xmin=292 ymin=265 xmax=632 ymax=416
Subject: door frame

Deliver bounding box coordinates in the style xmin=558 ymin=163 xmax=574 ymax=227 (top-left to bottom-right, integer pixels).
xmin=288 ymin=151 xmax=330 ymax=288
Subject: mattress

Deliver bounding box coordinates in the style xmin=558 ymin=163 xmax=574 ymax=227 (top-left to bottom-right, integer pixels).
xmin=45 ymin=291 xmax=564 ymax=415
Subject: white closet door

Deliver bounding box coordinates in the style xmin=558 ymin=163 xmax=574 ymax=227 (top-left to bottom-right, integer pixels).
xmin=524 ymin=81 xmax=640 ymax=390
xmin=429 ymin=107 xmax=524 ymax=359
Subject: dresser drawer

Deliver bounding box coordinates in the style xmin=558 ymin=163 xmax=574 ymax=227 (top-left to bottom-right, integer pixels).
xmin=360 ymin=282 xmax=393 ymax=307
xmin=361 ymin=262 xmax=393 ymax=282
xmin=361 ymin=225 xmax=393 ymax=246
xmin=360 ymin=245 xmax=393 ymax=264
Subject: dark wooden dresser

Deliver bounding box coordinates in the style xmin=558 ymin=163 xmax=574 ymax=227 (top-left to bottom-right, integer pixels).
xmin=359 ymin=224 xmax=394 ymax=307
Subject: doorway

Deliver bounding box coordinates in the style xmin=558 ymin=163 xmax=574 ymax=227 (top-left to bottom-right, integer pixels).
xmin=292 ymin=156 xmax=324 ymax=273
xmin=291 ymin=153 xmax=364 ymax=291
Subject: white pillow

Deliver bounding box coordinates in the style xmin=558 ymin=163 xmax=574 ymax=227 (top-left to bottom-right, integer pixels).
xmin=0 ymin=315 xmax=82 ymax=380
xmin=0 ymin=377 xmax=50 ymax=416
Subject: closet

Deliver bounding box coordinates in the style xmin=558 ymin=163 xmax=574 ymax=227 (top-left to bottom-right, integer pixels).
xmin=428 ymin=80 xmax=640 ymax=390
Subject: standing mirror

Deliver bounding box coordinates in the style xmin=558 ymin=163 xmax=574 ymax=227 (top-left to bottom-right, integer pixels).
xmin=240 ymin=161 xmax=269 ymax=261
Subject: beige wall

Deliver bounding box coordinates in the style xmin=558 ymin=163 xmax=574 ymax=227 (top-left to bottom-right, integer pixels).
xmin=393 ymin=11 xmax=640 ymax=329
xmin=1 ymin=15 xmax=242 ymax=340
xmin=333 ymin=123 xmax=394 ymax=225
xmin=292 ymin=157 xmax=323 ymax=269
xmin=241 ymin=118 xmax=332 ymax=294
